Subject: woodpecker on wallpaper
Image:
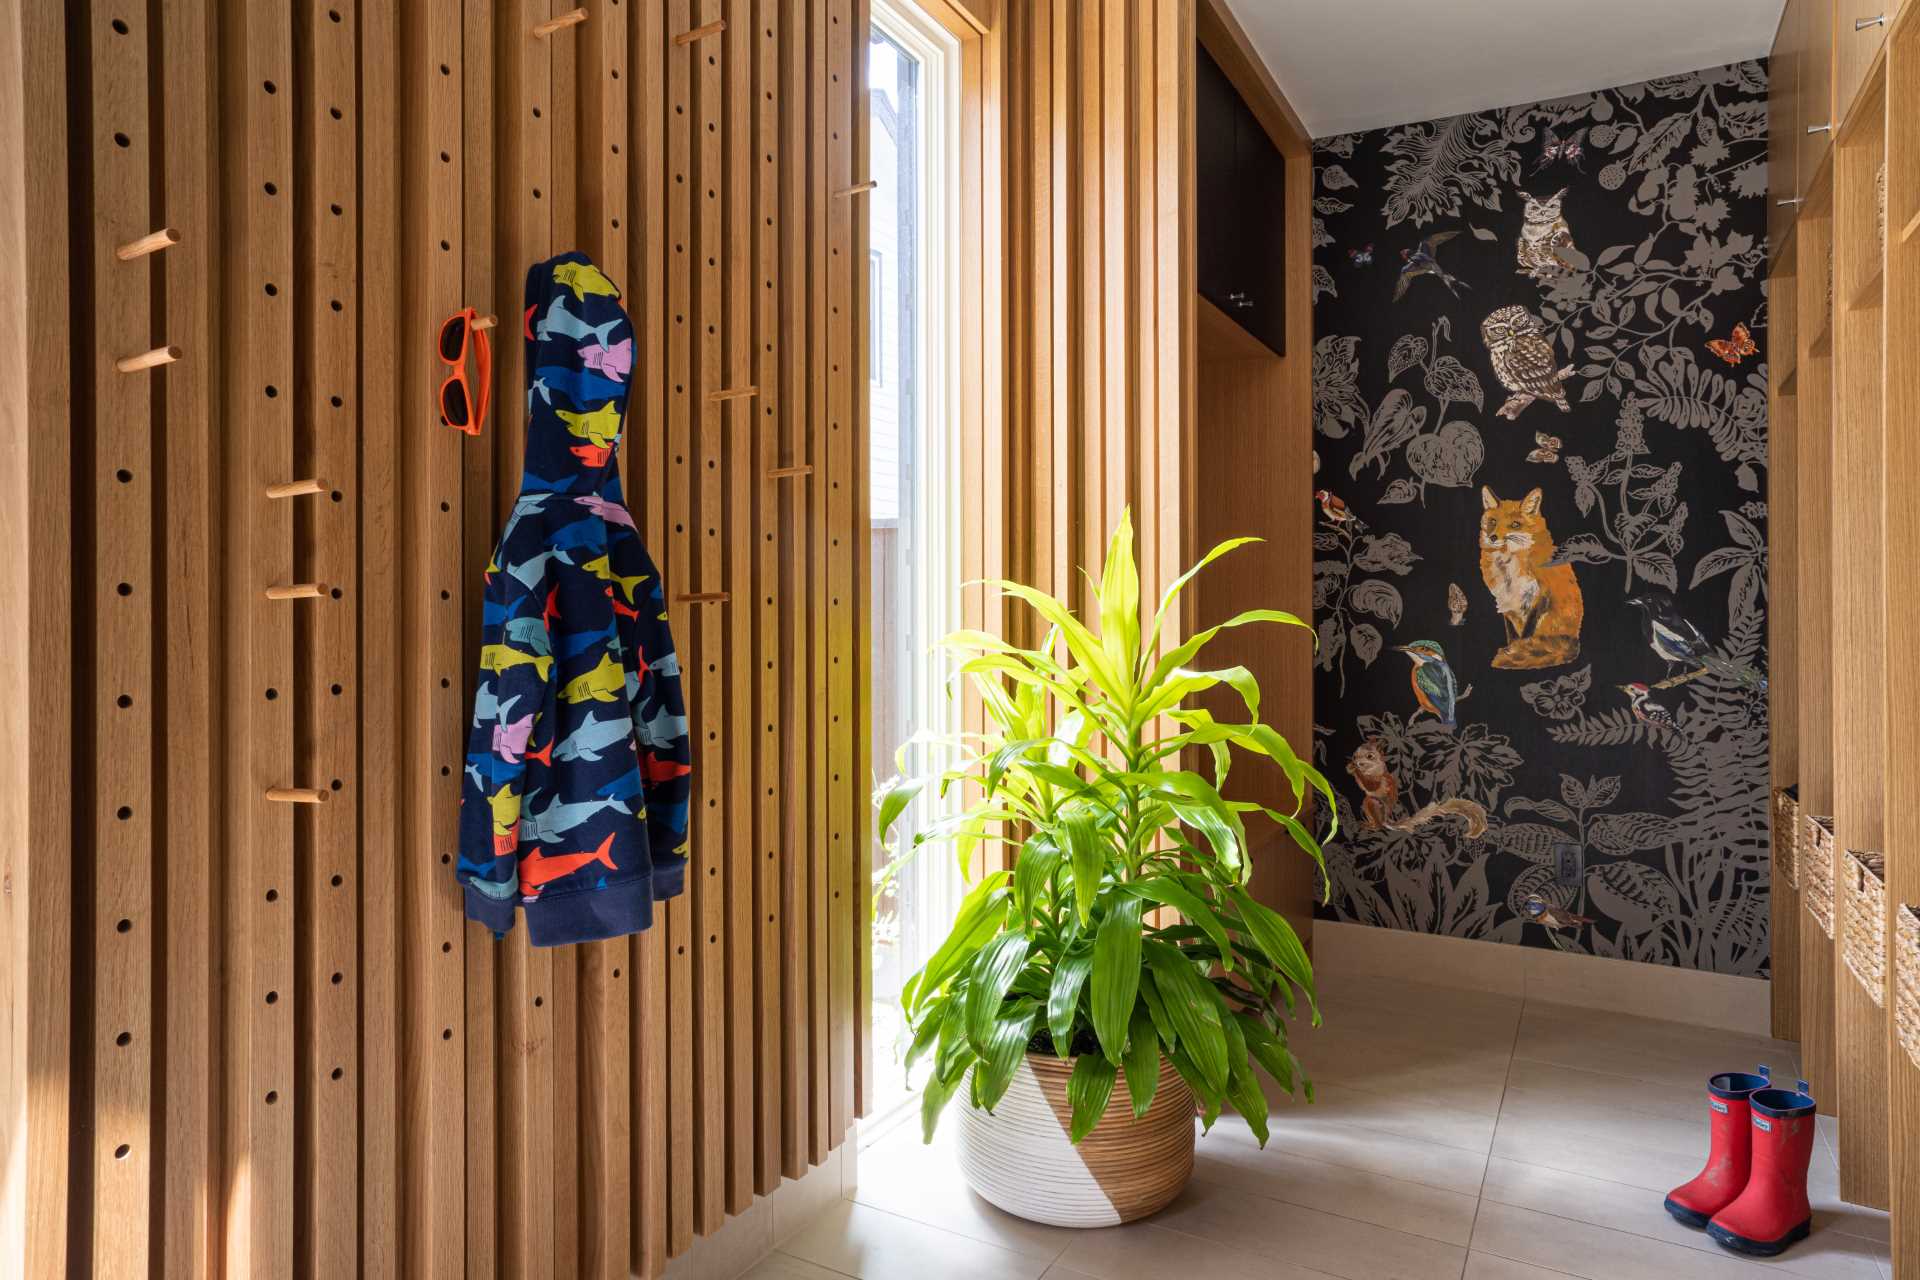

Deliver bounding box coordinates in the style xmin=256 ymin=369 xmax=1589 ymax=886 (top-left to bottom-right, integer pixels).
xmin=1309 ymin=61 xmax=1771 ymax=976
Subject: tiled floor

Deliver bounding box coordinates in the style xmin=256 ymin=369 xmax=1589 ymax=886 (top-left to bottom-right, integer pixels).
xmin=746 ymin=972 xmax=1892 ymax=1280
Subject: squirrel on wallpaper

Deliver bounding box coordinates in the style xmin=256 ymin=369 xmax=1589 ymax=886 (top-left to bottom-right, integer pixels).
xmin=1347 ymin=740 xmax=1489 ymax=838
xmin=1479 ymin=486 xmax=1583 ymax=670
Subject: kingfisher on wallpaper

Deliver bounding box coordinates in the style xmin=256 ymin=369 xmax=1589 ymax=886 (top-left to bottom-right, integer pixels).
xmin=1395 ymin=640 xmax=1470 ymax=728
xmin=1620 ymin=682 xmax=1679 ymax=731
xmin=1393 ymin=230 xmax=1468 ymax=301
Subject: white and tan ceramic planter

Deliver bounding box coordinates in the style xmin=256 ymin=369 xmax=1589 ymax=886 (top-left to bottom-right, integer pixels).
xmin=957 ymin=1054 xmax=1195 ymax=1227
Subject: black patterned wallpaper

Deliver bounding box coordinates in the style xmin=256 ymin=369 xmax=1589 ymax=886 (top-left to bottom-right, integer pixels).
xmin=1308 ymin=62 xmax=1772 ymax=976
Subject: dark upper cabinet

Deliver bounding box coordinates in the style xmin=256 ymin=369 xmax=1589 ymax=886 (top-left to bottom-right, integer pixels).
xmin=1195 ymin=43 xmax=1286 ymax=357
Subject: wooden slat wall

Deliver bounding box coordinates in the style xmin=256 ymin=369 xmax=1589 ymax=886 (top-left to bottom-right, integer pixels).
xmin=0 ymin=1 xmax=869 ymax=1276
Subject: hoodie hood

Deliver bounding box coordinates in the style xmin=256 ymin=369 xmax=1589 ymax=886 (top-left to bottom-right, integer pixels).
xmin=520 ymin=251 xmax=636 ymax=494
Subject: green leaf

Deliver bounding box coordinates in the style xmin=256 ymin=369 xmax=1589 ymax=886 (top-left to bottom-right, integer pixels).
xmin=1228 ymin=889 xmax=1318 ymax=1024
xmin=1146 ymin=608 xmax=1308 ymax=694
xmin=985 ymin=578 xmax=1127 ymax=708
xmin=1067 ymin=1054 xmax=1118 ymax=1144
xmin=1046 ymin=948 xmax=1093 ymax=1055
xmin=1226 ymin=1059 xmax=1271 ymax=1146
xmin=1166 ymin=1042 xmax=1223 ymax=1129
xmin=905 ymin=872 xmax=1010 ymax=1016
xmin=965 ymin=931 xmax=1033 ymax=1054
xmin=1142 ymin=939 xmax=1230 ymax=1093
xmin=1098 ymin=507 xmax=1141 ymax=674
xmin=1146 ymin=536 xmax=1262 ymax=660
xmin=1136 ymin=665 xmax=1261 ymax=724
xmin=971 ymin=1000 xmax=1041 ymax=1111
xmin=1122 ymin=1006 xmax=1160 ymax=1118
xmin=1060 ymin=807 xmax=1106 ymax=927
xmin=1125 ymin=876 xmax=1232 ymax=971
xmin=903 ymin=993 xmax=946 ymax=1070
xmin=873 ymin=775 xmax=925 ymax=844
xmin=1012 ymin=837 xmax=1063 ymax=925
xmin=920 ymin=1059 xmax=967 ymax=1143
xmin=1090 ymin=896 xmax=1143 ymax=1063
xmin=1137 ymin=969 xmax=1176 ymax=1049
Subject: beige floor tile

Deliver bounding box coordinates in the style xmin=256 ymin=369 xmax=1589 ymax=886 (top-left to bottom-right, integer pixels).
xmin=1194 ymin=1122 xmax=1482 ymax=1245
xmin=851 ymin=1124 xmax=1074 ymax=1261
xmin=1514 ymin=1004 xmax=1796 ymax=1093
xmin=1473 ymin=1198 xmax=1805 ymax=1279
xmin=1490 ymin=1098 xmax=1701 ymax=1194
xmin=1289 ymin=1033 xmax=1513 ymax=1115
xmin=1037 ymin=1268 xmax=1105 ymax=1280
xmin=1464 ymin=1252 xmax=1583 ymax=1279
xmin=781 ymin=1201 xmax=1050 ymax=1280
xmin=1052 ymin=1220 xmax=1336 ymax=1280
xmin=1150 ymin=1181 xmax=1467 ymax=1280
xmin=1503 ymin=1055 xmax=1711 ymax=1125
xmin=1480 ymin=1157 xmax=1887 ymax=1280
xmin=665 ymin=1197 xmax=774 ymax=1280
xmin=1498 ymin=1082 xmax=1707 ymax=1160
xmin=741 ymin=1255 xmax=857 ymax=1280
xmin=1269 ymin=1078 xmax=1501 ymax=1151
xmin=1244 ymin=1108 xmax=1490 ymax=1195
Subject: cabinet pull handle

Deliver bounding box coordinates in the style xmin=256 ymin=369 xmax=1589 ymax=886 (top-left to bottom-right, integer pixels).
xmin=1807 ymin=123 xmax=1831 ymax=135
xmin=1226 ymin=290 xmax=1253 ymax=310
xmin=1777 ymin=197 xmax=1804 ymax=207
xmin=1856 ymin=15 xmax=1885 ymax=29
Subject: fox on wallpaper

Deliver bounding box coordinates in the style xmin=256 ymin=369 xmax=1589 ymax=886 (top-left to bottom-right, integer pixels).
xmin=1479 ymin=486 xmax=1583 ymax=670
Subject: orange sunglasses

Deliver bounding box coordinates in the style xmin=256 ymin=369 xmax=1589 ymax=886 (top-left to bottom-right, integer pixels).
xmin=436 ymin=307 xmax=493 ymax=436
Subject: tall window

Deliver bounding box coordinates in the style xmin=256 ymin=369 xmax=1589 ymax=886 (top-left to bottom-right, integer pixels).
xmin=867 ymin=0 xmax=959 ymax=1121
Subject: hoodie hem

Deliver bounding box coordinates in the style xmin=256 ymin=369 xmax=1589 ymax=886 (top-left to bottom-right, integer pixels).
xmin=523 ymin=875 xmax=657 ymax=946
xmin=463 ymin=881 xmax=518 ymax=935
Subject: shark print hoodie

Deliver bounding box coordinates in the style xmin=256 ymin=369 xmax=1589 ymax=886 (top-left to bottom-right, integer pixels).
xmin=455 ymin=251 xmax=692 ymax=946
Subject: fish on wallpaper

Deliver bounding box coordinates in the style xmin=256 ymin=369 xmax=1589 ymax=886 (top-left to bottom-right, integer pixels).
xmin=1482 ymin=306 xmax=1573 ymax=419
xmin=1393 ymin=230 xmax=1468 ymax=301
xmin=1515 ymin=189 xmax=1582 ymax=281
xmin=1448 ymin=582 xmax=1468 ymax=626
xmin=1479 ymin=486 xmax=1583 ymax=670
xmin=1347 ymin=739 xmax=1489 ymax=836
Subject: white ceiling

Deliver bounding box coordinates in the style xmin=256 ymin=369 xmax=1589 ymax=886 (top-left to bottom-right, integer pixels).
xmin=1222 ymin=0 xmax=1785 ymax=139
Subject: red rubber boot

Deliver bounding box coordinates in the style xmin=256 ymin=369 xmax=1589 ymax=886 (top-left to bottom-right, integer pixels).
xmin=1664 ymin=1067 xmax=1770 ymax=1228
xmin=1707 ymin=1080 xmax=1816 ymax=1256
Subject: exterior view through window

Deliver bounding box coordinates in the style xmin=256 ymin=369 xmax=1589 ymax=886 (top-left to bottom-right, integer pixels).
xmin=866 ymin=0 xmax=959 ymax=1122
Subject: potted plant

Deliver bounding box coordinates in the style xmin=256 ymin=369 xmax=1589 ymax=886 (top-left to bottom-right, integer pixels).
xmin=875 ymin=510 xmax=1335 ymax=1228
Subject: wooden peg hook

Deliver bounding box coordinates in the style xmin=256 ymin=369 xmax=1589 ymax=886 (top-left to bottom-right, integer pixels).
xmin=265 ymin=478 xmax=327 ymax=500
xmin=835 ymin=179 xmax=878 ymax=198
xmin=470 ymin=314 xmax=499 ymax=331
xmin=115 ymin=345 xmax=181 ymax=374
xmin=532 ymin=7 xmax=587 ymax=37
xmin=707 ymin=385 xmax=758 ymax=404
xmin=673 ymin=18 xmax=726 ymax=45
xmin=265 ymin=786 xmax=331 ymax=805
xmin=116 ymin=227 xmax=181 ymax=261
xmin=264 ymin=582 xmax=330 ymax=601
xmin=766 ymin=464 xmax=812 ymax=479
xmin=675 ymin=591 xmax=730 ymax=604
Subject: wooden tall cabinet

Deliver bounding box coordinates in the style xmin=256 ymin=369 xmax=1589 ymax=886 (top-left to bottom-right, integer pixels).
xmin=1770 ymin=0 xmax=1920 ymax=1266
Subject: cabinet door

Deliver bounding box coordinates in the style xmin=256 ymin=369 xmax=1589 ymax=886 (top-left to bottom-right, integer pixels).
xmin=1232 ymin=108 xmax=1287 ymax=357
xmin=1195 ymin=44 xmax=1243 ymax=319
xmin=1801 ymin=0 xmax=1836 ymax=177
xmin=1833 ymin=0 xmax=1887 ymax=121
xmin=1770 ymin=0 xmax=1802 ymax=253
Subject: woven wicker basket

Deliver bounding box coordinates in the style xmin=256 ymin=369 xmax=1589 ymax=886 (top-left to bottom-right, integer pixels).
xmin=1803 ymin=813 xmax=1835 ymax=938
xmin=958 ymin=1054 xmax=1195 ymax=1227
xmin=1773 ymin=788 xmax=1799 ymax=888
xmin=1898 ymin=906 xmax=1920 ymax=1073
xmin=1842 ymin=850 xmax=1887 ymax=1005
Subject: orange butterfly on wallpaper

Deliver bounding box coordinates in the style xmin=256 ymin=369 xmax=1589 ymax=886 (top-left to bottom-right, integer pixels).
xmin=1705 ymin=322 xmax=1758 ymax=366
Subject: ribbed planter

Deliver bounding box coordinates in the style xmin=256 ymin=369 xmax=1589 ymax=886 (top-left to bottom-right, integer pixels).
xmin=957 ymin=1053 xmax=1195 ymax=1228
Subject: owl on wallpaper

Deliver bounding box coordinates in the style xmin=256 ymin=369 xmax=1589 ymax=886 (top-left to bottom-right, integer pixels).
xmin=1516 ymin=188 xmax=1579 ymax=282
xmin=1482 ymin=306 xmax=1573 ymax=419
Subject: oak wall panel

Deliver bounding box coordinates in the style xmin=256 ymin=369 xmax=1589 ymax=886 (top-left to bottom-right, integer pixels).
xmin=1 ymin=1 xmax=869 ymax=1276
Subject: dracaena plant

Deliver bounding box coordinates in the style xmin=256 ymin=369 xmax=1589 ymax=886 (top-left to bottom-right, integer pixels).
xmin=875 ymin=509 xmax=1337 ymax=1146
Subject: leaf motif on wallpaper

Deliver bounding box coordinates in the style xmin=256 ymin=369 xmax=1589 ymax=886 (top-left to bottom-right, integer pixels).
xmin=1423 ymin=724 xmax=1522 ymax=809
xmin=1588 ymin=811 xmax=1681 ymax=854
xmin=1350 ymin=388 xmax=1426 ymax=479
xmin=1386 ymin=334 xmax=1428 ymax=384
xmin=1354 ymin=531 xmax=1421 ymax=576
xmin=1546 ymin=532 xmax=1614 ymax=567
xmin=1312 ymin=335 xmax=1366 ymax=439
xmin=1691 ymin=510 xmax=1767 ymax=622
xmin=1561 ymin=773 xmax=1621 ymax=811
xmin=1350 ymin=623 xmax=1383 ymax=667
xmin=1378 ymin=478 xmax=1421 ymax=505
xmin=1627 ymin=112 xmax=1694 ymax=174
xmin=1484 ymin=823 xmax=1569 ymax=866
xmin=1637 ymin=347 xmax=1740 ymax=433
xmin=1545 ymin=707 xmax=1652 ymax=748
xmin=1349 ymin=579 xmax=1404 ymax=627
xmin=1422 ymin=356 xmax=1484 ymax=412
xmin=1518 ymin=665 xmax=1591 ymax=721
xmin=1586 ymin=861 xmax=1683 ymax=935
xmin=1312 ymin=216 xmax=1335 ymax=250
xmin=1320 ymin=163 xmax=1358 ymax=190
xmin=1311 ymin=264 xmax=1338 ymax=302
xmin=1405 ymin=421 xmax=1483 ymax=489
xmin=1378 ymin=114 xmax=1517 ymax=228
xmin=1314 ymin=196 xmax=1354 ymax=215
xmin=1314 ymin=615 xmax=1346 ymax=672
xmin=1504 ymin=795 xmax=1576 ymax=826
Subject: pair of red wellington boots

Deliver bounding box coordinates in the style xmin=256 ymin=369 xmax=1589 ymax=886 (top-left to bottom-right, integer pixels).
xmin=1664 ymin=1066 xmax=1817 ymax=1256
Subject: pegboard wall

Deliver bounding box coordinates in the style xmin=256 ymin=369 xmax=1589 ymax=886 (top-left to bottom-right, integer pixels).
xmin=0 ymin=0 xmax=869 ymax=1276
